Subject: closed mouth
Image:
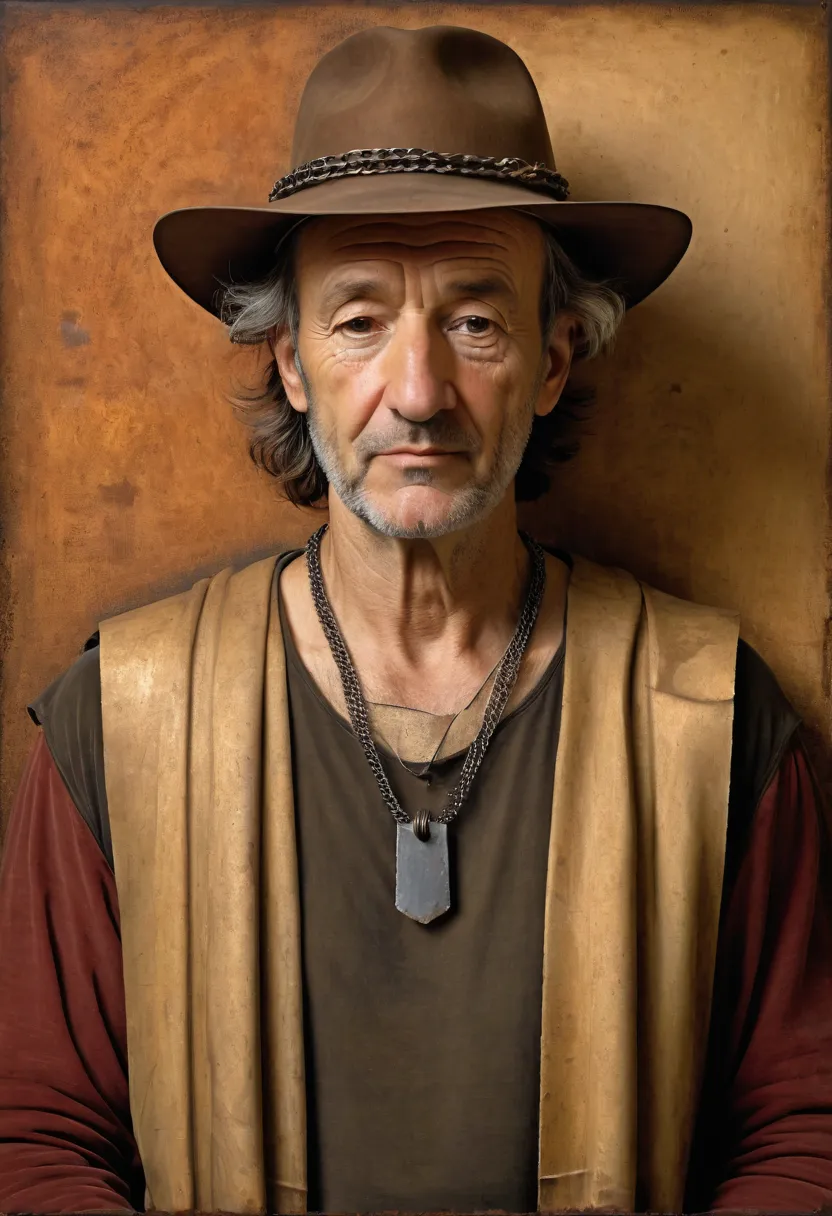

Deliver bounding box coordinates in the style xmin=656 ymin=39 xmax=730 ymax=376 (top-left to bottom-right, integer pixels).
xmin=380 ymin=448 xmax=461 ymax=456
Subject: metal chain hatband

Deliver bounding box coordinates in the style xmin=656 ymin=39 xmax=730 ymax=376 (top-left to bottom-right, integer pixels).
xmin=305 ymin=523 xmax=547 ymax=832
xmin=269 ymin=147 xmax=570 ymax=203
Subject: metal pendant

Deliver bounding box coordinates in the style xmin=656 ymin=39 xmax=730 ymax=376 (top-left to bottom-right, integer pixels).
xmin=395 ymin=819 xmax=451 ymax=924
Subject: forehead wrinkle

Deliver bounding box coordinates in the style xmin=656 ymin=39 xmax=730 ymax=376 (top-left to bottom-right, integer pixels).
xmin=305 ymin=217 xmax=541 ymax=318
xmin=315 ymin=259 xmax=521 ymax=317
xmin=317 ymin=248 xmax=522 ymax=295
xmin=331 ymin=237 xmax=514 ymax=264
xmin=298 ymin=212 xmax=544 ymax=283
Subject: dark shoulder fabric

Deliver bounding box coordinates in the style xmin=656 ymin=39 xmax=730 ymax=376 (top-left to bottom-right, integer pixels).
xmin=722 ymin=639 xmax=802 ymax=904
xmin=26 ymin=634 xmax=111 ymax=871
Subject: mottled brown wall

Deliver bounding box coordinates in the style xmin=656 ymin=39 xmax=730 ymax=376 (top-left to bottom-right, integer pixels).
xmin=0 ymin=3 xmax=829 ymax=830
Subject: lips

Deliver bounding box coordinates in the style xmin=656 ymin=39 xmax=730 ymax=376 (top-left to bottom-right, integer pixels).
xmin=379 ymin=448 xmax=459 ymax=456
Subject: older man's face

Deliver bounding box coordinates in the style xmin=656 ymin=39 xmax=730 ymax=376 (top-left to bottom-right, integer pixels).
xmin=276 ymin=209 xmax=571 ymax=538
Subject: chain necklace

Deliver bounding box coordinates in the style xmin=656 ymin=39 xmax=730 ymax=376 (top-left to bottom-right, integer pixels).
xmin=305 ymin=522 xmax=547 ymax=923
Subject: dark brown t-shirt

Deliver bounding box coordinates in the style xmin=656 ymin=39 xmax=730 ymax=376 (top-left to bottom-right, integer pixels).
xmin=281 ymin=565 xmax=564 ymax=1212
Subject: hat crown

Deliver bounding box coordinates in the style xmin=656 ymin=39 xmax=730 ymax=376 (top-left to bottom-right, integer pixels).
xmin=152 ymin=23 xmax=693 ymax=319
xmin=290 ymin=25 xmax=556 ymax=170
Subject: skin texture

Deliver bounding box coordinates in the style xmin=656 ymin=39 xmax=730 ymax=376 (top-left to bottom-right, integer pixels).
xmin=276 ymin=209 xmax=576 ymax=718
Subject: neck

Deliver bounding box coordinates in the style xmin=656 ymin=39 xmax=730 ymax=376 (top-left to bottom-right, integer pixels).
xmin=321 ymin=494 xmax=531 ymax=672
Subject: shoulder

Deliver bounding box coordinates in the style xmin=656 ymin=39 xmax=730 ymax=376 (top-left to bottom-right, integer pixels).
xmin=24 ymin=547 xmax=305 ymax=870
xmin=623 ymin=565 xmax=801 ymax=809
xmin=559 ymin=549 xmax=799 ymax=793
xmin=562 ymin=550 xmax=739 ymax=701
xmin=624 ymin=573 xmax=798 ymax=811
xmin=99 ymin=548 xmax=299 ymax=642
xmin=27 ymin=632 xmax=111 ymax=869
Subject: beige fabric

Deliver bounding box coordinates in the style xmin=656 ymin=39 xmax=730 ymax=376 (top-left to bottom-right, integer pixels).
xmin=98 ymin=550 xmax=738 ymax=1213
xmin=537 ymin=558 xmax=738 ymax=1212
xmin=100 ymin=558 xmax=306 ymax=1214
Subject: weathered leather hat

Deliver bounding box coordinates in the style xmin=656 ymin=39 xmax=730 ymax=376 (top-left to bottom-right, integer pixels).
xmin=153 ymin=25 xmax=692 ymax=317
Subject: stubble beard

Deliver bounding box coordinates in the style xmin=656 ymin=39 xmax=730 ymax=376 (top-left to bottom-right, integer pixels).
xmin=301 ymin=365 xmax=543 ymax=540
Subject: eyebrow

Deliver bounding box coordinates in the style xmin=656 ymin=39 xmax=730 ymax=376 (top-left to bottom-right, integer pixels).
xmin=319 ymin=278 xmax=385 ymax=316
xmin=445 ymin=276 xmax=518 ymax=303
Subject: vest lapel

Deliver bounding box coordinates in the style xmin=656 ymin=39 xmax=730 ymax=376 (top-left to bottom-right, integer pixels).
xmin=100 ymin=554 xmax=307 ymax=1214
xmin=538 ymin=558 xmax=738 ymax=1211
xmin=537 ymin=556 xmax=642 ymax=1211
xmin=100 ymin=569 xmax=210 ymax=1211
xmin=634 ymin=583 xmax=737 ymax=1207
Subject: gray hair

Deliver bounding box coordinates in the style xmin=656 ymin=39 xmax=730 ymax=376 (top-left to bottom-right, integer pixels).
xmin=218 ymin=220 xmax=625 ymax=504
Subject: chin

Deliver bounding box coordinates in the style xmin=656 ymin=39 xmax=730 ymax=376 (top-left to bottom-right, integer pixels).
xmin=350 ymin=484 xmax=497 ymax=539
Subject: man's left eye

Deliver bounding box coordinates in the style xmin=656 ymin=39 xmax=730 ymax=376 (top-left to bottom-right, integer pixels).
xmin=458 ymin=316 xmax=493 ymax=335
xmin=341 ymin=317 xmax=375 ymax=334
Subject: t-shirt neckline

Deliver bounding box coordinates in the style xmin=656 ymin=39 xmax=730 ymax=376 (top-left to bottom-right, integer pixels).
xmin=274 ymin=545 xmax=567 ymax=771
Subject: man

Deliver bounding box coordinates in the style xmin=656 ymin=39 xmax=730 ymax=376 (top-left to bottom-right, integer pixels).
xmin=0 ymin=23 xmax=830 ymax=1216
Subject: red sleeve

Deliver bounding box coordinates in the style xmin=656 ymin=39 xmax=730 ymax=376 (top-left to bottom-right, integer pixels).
xmin=700 ymin=739 xmax=832 ymax=1211
xmin=0 ymin=732 xmax=143 ymax=1212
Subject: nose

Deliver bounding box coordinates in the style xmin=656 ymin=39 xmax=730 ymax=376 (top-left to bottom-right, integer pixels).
xmin=381 ymin=313 xmax=455 ymax=423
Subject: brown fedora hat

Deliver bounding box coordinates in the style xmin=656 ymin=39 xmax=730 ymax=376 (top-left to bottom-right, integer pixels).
xmin=153 ymin=25 xmax=692 ymax=317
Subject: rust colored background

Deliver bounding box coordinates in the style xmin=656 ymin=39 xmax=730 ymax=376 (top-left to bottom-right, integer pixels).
xmin=0 ymin=3 xmax=829 ymax=832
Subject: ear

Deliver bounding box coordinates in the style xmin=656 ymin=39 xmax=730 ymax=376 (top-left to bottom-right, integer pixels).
xmin=271 ymin=324 xmax=309 ymax=415
xmin=534 ymin=312 xmax=577 ymax=419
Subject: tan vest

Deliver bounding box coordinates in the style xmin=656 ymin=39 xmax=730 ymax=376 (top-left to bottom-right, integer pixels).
xmin=98 ymin=552 xmax=739 ymax=1213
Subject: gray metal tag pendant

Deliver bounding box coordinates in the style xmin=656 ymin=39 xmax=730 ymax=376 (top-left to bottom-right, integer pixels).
xmin=395 ymin=821 xmax=451 ymax=924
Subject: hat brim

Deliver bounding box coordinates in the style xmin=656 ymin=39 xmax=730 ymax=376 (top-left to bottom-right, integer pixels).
xmin=152 ymin=172 xmax=692 ymax=318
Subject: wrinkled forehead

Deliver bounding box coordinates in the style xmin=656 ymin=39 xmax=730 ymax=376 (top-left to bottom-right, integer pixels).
xmin=293 ymin=209 xmax=547 ymax=287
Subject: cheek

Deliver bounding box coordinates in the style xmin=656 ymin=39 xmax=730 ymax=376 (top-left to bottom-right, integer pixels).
xmin=456 ymin=362 xmax=526 ymax=447
xmin=310 ymin=354 xmax=384 ymax=445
